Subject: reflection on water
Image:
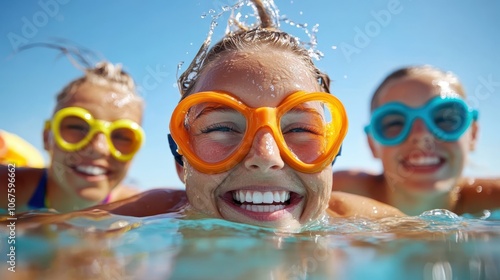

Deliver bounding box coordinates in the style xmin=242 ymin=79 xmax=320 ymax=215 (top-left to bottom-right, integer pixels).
xmin=1 ymin=209 xmax=500 ymax=280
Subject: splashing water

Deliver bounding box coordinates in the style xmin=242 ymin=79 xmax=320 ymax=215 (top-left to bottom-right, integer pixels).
xmin=176 ymin=0 xmax=325 ymax=90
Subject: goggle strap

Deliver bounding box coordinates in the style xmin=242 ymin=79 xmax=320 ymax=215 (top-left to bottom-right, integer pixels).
xmin=472 ymin=109 xmax=479 ymax=121
xmin=168 ymin=134 xmax=183 ymax=166
xmin=332 ymin=145 xmax=342 ymax=166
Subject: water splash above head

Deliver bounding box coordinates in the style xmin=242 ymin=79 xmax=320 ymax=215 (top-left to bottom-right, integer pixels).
xmin=176 ymin=0 xmax=325 ymax=94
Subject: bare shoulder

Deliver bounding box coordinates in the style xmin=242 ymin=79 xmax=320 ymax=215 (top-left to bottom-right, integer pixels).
xmin=327 ymin=191 xmax=404 ymax=219
xmin=0 ymin=165 xmax=44 ymax=209
xmin=110 ymin=184 xmax=141 ymax=202
xmin=88 ymin=188 xmax=188 ymax=217
xmin=456 ymin=177 xmax=500 ymax=214
xmin=332 ymin=169 xmax=383 ymax=195
xmin=460 ymin=177 xmax=500 ymax=190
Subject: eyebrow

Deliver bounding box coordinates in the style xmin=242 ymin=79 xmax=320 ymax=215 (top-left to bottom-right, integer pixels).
xmin=192 ymin=104 xmax=238 ymax=120
xmin=286 ymin=106 xmax=325 ymax=120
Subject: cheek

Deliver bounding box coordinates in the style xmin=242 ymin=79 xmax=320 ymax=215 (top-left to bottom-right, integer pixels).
xmin=113 ymin=160 xmax=132 ymax=176
xmin=306 ymin=169 xmax=332 ymax=198
xmin=183 ymin=165 xmax=223 ymax=213
xmin=301 ymin=169 xmax=332 ymax=221
xmin=445 ymin=141 xmax=468 ymax=169
xmin=378 ymin=146 xmax=398 ymax=162
xmin=51 ymin=147 xmax=77 ymax=166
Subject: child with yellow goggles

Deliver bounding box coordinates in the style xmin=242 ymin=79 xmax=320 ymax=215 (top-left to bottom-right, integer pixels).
xmin=45 ymin=107 xmax=144 ymax=162
xmin=1 ymin=59 xmax=144 ymax=213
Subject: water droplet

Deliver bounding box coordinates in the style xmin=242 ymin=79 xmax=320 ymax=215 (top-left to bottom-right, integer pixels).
xmin=476 ymin=185 xmax=483 ymax=193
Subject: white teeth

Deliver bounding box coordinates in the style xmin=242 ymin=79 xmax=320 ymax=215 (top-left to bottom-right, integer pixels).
xmin=245 ymin=192 xmax=252 ymax=203
xmin=263 ymin=192 xmax=274 ymax=203
xmin=75 ymin=165 xmax=106 ymax=176
xmin=232 ymin=190 xmax=290 ymax=204
xmin=408 ymin=156 xmax=440 ymax=166
xmin=241 ymin=204 xmax=286 ymax=212
xmin=273 ymin=192 xmax=281 ymax=202
xmin=253 ymin=192 xmax=263 ymax=204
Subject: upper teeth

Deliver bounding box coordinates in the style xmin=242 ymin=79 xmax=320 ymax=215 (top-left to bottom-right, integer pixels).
xmin=76 ymin=165 xmax=106 ymax=176
xmin=233 ymin=190 xmax=290 ymax=204
xmin=408 ymin=156 xmax=439 ymax=166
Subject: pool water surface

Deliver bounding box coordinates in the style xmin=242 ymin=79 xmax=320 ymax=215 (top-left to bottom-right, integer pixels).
xmin=1 ymin=209 xmax=500 ymax=280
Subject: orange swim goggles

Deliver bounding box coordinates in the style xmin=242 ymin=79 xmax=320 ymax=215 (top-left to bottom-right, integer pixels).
xmin=45 ymin=107 xmax=145 ymax=161
xmin=169 ymin=91 xmax=348 ymax=174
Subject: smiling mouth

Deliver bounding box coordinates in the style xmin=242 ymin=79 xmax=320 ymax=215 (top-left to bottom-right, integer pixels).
xmin=403 ymin=155 xmax=444 ymax=167
xmin=72 ymin=165 xmax=108 ymax=176
xmin=231 ymin=190 xmax=292 ymax=213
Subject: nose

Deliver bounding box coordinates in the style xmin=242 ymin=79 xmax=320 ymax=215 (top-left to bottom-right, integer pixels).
xmin=408 ymin=118 xmax=435 ymax=149
xmin=83 ymin=132 xmax=111 ymax=158
xmin=243 ymin=129 xmax=285 ymax=172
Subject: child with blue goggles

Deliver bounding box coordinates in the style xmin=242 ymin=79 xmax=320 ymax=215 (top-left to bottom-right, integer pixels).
xmin=364 ymin=95 xmax=478 ymax=146
xmin=333 ymin=65 xmax=500 ymax=216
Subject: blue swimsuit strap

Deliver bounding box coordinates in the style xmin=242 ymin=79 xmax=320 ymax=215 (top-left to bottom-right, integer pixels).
xmin=27 ymin=169 xmax=48 ymax=209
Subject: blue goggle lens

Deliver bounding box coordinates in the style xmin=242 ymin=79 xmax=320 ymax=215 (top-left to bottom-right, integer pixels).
xmin=365 ymin=96 xmax=477 ymax=146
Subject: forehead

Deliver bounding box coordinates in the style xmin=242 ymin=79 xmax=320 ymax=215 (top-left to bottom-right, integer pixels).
xmin=376 ymin=74 xmax=464 ymax=108
xmin=56 ymin=82 xmax=143 ymax=122
xmin=192 ymin=50 xmax=321 ymax=107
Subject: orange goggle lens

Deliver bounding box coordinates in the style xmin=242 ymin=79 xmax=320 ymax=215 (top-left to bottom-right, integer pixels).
xmin=169 ymin=91 xmax=348 ymax=174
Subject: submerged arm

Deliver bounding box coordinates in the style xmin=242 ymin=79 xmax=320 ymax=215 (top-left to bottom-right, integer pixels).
xmin=327 ymin=191 xmax=404 ymax=219
xmin=88 ymin=188 xmax=188 ymax=217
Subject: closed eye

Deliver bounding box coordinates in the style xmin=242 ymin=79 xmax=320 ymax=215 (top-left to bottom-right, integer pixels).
xmin=65 ymin=124 xmax=89 ymax=133
xmin=201 ymin=123 xmax=241 ymax=134
xmin=283 ymin=125 xmax=323 ymax=135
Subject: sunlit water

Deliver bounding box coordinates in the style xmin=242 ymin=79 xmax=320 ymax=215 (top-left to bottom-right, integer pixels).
xmin=1 ymin=209 xmax=500 ymax=280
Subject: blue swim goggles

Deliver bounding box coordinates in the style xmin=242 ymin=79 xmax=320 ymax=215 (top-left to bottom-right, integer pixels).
xmin=364 ymin=96 xmax=478 ymax=146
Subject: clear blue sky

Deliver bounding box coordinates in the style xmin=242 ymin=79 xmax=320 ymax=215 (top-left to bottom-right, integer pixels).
xmin=1 ymin=0 xmax=499 ymax=190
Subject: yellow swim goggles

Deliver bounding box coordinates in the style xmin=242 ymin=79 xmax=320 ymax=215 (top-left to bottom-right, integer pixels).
xmin=169 ymin=91 xmax=348 ymax=174
xmin=45 ymin=107 xmax=145 ymax=161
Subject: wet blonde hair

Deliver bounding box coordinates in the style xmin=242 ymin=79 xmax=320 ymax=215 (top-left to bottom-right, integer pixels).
xmin=15 ymin=41 xmax=142 ymax=111
xmin=370 ymin=65 xmax=466 ymax=111
xmin=56 ymin=61 xmax=142 ymax=110
xmin=178 ymin=0 xmax=330 ymax=98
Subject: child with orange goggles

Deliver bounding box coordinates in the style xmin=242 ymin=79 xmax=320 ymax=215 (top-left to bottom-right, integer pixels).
xmin=169 ymin=90 xmax=347 ymax=174
xmin=69 ymin=0 xmax=404 ymax=229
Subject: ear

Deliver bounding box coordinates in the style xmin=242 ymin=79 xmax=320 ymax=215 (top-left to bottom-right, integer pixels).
xmin=43 ymin=127 xmax=51 ymax=151
xmin=468 ymin=121 xmax=479 ymax=151
xmin=367 ymin=134 xmax=381 ymax=159
xmin=175 ymin=161 xmax=185 ymax=183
